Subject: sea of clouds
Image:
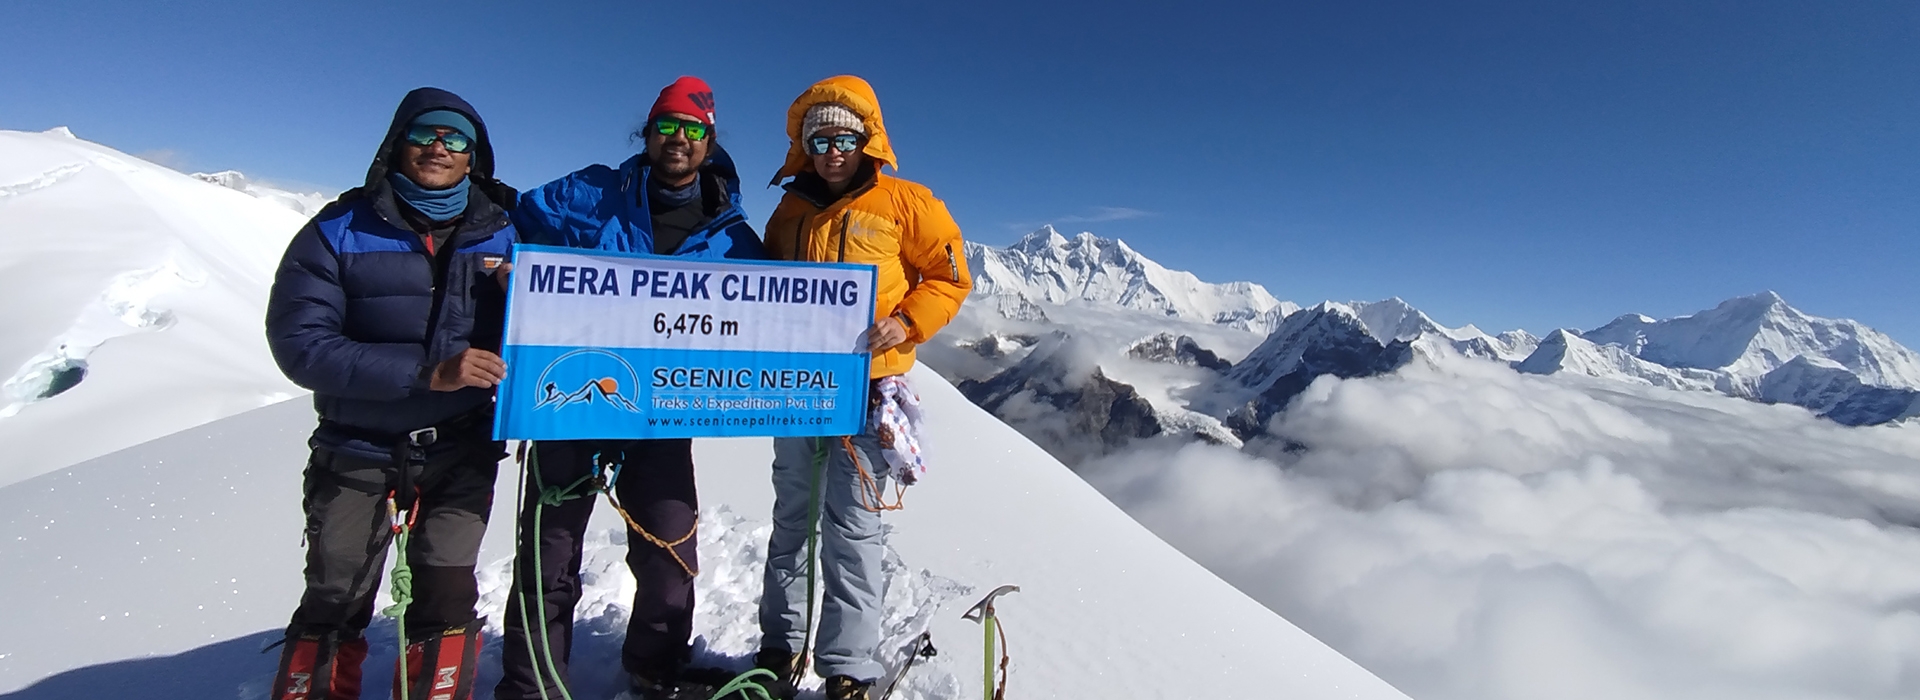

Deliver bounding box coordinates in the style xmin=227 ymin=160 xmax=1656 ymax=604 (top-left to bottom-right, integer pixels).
xmin=1083 ymin=355 xmax=1920 ymax=700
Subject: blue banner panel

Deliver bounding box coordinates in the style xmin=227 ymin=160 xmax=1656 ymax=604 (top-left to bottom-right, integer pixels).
xmin=496 ymin=346 xmax=869 ymax=440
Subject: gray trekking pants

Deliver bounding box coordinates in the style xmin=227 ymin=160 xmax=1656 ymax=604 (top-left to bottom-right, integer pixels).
xmin=757 ymin=434 xmax=892 ymax=682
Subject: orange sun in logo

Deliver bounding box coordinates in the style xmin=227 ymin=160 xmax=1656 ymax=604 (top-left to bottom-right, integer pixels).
xmin=596 ymin=377 xmax=620 ymax=394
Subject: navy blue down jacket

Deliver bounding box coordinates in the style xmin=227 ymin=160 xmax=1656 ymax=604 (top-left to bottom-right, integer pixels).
xmin=265 ymin=88 xmax=516 ymax=460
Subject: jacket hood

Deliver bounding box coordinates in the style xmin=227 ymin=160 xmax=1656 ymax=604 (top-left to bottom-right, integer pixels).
xmin=772 ymin=75 xmax=898 ymax=185
xmin=366 ymin=87 xmax=497 ymax=188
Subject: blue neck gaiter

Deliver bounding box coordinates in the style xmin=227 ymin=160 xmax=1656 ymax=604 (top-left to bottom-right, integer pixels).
xmin=388 ymin=172 xmax=470 ymax=222
xmin=648 ymin=172 xmax=702 ymax=213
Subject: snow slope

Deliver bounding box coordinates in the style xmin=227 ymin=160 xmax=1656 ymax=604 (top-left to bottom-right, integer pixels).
xmin=0 ymin=127 xmax=308 ymax=487
xmin=0 ymin=364 xmax=1410 ymax=700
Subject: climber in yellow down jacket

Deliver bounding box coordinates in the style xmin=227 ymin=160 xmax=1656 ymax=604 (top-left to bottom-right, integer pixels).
xmin=752 ymin=75 xmax=972 ymax=700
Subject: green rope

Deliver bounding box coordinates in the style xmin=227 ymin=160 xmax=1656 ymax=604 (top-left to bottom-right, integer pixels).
xmin=792 ymin=437 xmax=829 ymax=685
xmin=509 ymin=443 xmax=597 ymax=700
xmin=383 ymin=510 xmax=415 ymax=700
xmin=709 ymin=668 xmax=780 ymax=700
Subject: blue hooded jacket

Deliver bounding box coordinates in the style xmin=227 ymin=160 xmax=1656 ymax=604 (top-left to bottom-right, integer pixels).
xmin=265 ymin=87 xmax=517 ymax=460
xmin=512 ymin=146 xmax=766 ymax=259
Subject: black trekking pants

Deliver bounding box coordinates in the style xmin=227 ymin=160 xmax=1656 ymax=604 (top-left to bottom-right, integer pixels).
xmin=495 ymin=439 xmax=700 ymax=699
xmin=285 ymin=438 xmax=502 ymax=640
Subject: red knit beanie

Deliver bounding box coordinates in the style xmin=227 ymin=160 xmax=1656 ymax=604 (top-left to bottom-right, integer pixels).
xmin=648 ymin=76 xmax=716 ymax=125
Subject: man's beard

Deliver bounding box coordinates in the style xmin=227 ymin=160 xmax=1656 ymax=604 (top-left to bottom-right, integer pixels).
xmin=656 ymin=158 xmax=698 ymax=180
xmin=654 ymin=145 xmax=698 ymax=180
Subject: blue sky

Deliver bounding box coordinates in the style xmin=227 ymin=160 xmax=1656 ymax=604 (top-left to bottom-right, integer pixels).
xmin=4 ymin=0 xmax=1915 ymax=345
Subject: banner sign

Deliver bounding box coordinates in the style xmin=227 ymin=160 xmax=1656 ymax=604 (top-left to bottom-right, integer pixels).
xmin=493 ymin=244 xmax=876 ymax=440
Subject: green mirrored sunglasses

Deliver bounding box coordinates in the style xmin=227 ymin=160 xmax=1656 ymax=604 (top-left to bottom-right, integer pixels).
xmin=651 ymin=117 xmax=710 ymax=141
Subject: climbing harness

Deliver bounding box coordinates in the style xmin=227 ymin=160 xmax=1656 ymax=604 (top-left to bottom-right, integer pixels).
xmin=962 ymin=585 xmax=1020 ymax=700
xmin=380 ymin=426 xmax=433 ymax=700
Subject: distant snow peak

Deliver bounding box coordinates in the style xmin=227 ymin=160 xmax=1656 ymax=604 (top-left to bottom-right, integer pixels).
xmin=1510 ymin=293 xmax=1920 ymax=425
xmin=191 ymin=170 xmax=333 ymax=218
xmin=1346 ymin=297 xmax=1537 ymax=363
xmin=966 ymin=226 xmax=1290 ymax=329
xmin=1578 ymin=290 xmax=1920 ymax=388
xmin=44 ymin=126 xmax=76 ymax=139
xmin=1516 ymin=329 xmax=1725 ymax=393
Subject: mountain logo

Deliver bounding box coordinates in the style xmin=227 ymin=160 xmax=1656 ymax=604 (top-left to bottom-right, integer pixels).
xmin=531 ymin=348 xmax=643 ymax=414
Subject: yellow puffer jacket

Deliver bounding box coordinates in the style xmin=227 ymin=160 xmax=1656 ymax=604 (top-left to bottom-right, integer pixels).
xmin=765 ymin=76 xmax=972 ymax=379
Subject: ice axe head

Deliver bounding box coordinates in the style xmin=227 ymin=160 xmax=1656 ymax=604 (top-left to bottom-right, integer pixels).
xmin=962 ymin=584 xmax=1020 ymax=623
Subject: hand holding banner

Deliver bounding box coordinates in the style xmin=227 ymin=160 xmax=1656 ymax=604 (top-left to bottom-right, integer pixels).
xmin=493 ymin=244 xmax=876 ymax=440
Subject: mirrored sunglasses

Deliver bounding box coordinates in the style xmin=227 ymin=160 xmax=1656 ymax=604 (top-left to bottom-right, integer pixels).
xmin=652 ymin=117 xmax=711 ymax=141
xmin=402 ymin=125 xmax=474 ymax=153
xmin=807 ymin=133 xmax=864 ymax=155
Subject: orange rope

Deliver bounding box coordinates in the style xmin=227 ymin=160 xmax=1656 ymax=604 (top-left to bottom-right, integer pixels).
xmin=604 ymin=491 xmax=700 ymax=578
xmin=844 ymin=436 xmax=906 ymax=513
xmin=992 ymin=615 xmax=1011 ymax=700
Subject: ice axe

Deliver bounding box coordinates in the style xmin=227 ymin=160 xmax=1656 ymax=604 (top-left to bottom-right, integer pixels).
xmin=962 ymin=585 xmax=1019 ymax=700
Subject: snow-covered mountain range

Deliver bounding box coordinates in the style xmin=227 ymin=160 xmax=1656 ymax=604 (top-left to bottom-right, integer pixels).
xmin=1519 ymin=293 xmax=1920 ymax=425
xmin=966 ymin=226 xmax=1300 ymax=333
xmin=945 ymin=230 xmax=1920 ymax=440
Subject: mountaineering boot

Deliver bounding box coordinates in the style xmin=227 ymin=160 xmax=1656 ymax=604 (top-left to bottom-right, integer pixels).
xmin=269 ymin=631 xmax=368 ymax=700
xmin=393 ymin=624 xmax=483 ymax=699
xmin=824 ymin=675 xmax=873 ymax=700
xmin=699 ymin=649 xmax=797 ymax=700
xmin=628 ymin=671 xmax=717 ymax=700
xmin=746 ymin=647 xmax=799 ymax=699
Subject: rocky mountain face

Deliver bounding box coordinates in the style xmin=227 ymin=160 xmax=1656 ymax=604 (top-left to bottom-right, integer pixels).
xmin=953 ymin=333 xmax=1165 ymax=465
xmin=1127 ymin=333 xmax=1232 ymax=371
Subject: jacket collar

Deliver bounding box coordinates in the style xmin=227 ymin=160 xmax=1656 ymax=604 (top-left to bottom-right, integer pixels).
xmin=781 ymin=161 xmax=878 ymax=209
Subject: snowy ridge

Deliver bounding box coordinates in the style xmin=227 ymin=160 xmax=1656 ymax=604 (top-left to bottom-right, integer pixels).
xmin=0 ymin=127 xmax=309 ymax=487
xmin=191 ymin=170 xmax=333 ymax=218
xmin=1353 ymin=296 xmax=1540 ymax=363
xmin=966 ymin=226 xmax=1298 ymax=330
xmin=1516 ymin=329 xmax=1727 ymax=393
